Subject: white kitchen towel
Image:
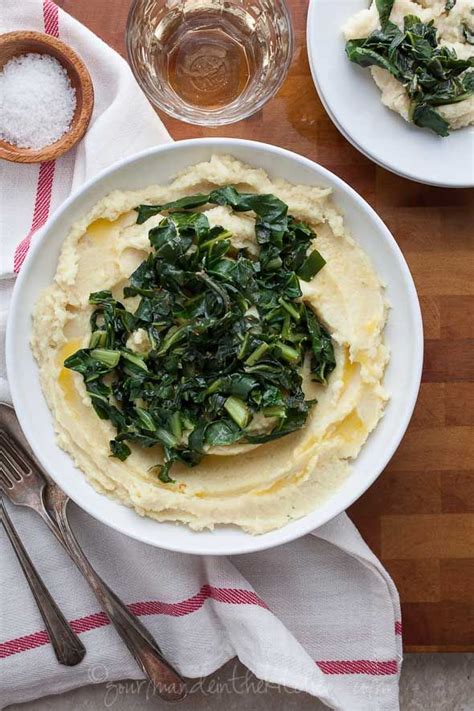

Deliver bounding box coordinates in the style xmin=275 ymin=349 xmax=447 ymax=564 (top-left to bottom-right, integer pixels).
xmin=0 ymin=2 xmax=402 ymax=710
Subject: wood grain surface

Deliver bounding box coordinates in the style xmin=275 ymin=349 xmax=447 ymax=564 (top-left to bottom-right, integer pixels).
xmin=57 ymin=0 xmax=474 ymax=652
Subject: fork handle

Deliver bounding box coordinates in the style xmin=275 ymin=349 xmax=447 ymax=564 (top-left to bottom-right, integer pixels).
xmin=53 ymin=500 xmax=186 ymax=702
xmin=0 ymin=501 xmax=86 ymax=666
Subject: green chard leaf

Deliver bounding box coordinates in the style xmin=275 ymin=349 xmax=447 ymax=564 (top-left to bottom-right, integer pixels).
xmin=305 ymin=307 xmax=336 ymax=383
xmin=135 ymin=194 xmax=211 ymax=224
xmin=376 ymin=0 xmax=395 ymax=28
xmin=410 ymin=102 xmax=450 ymax=136
xmin=110 ymin=439 xmax=131 ymax=461
xmin=297 ymin=249 xmax=326 ymax=281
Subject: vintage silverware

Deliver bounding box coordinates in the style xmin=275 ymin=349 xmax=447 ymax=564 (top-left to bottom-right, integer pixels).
xmin=0 ymin=403 xmax=187 ymax=702
xmin=0 ymin=497 xmax=86 ymax=666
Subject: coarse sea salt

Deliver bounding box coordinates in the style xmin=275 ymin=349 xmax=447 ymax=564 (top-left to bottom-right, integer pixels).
xmin=0 ymin=53 xmax=77 ymax=150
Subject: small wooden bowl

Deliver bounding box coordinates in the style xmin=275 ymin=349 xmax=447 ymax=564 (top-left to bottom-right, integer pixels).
xmin=0 ymin=31 xmax=94 ymax=163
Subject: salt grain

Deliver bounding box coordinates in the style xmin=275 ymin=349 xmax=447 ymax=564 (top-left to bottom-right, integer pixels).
xmin=0 ymin=53 xmax=77 ymax=149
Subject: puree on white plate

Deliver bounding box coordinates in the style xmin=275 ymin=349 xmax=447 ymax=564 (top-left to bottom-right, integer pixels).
xmin=343 ymin=0 xmax=474 ymax=136
xmin=31 ymin=155 xmax=389 ymax=534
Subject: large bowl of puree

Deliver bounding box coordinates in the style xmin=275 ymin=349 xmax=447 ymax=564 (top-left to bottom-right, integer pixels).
xmin=7 ymin=139 xmax=423 ymax=555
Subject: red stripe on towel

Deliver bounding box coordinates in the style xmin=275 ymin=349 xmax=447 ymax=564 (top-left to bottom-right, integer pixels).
xmin=315 ymin=659 xmax=398 ymax=676
xmin=13 ymin=161 xmax=56 ymax=272
xmin=43 ymin=0 xmax=60 ymax=38
xmin=0 ymin=583 xmax=400 ymax=677
xmin=0 ymin=585 xmax=267 ymax=660
xmin=13 ymin=1 xmax=60 ymax=272
xmin=128 ymin=584 xmax=269 ymax=617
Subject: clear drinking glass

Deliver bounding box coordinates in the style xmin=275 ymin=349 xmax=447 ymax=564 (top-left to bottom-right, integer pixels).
xmin=126 ymin=0 xmax=294 ymax=126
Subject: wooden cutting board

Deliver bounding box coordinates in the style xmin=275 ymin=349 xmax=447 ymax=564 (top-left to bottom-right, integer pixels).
xmin=58 ymin=0 xmax=474 ymax=652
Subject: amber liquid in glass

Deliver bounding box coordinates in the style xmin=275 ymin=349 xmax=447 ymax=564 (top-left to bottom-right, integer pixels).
xmin=157 ymin=10 xmax=257 ymax=109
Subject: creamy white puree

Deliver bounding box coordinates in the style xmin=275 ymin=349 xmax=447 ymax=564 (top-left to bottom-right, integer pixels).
xmin=32 ymin=156 xmax=389 ymax=534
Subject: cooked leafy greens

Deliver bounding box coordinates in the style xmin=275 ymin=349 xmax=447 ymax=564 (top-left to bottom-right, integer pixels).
xmin=345 ymin=4 xmax=474 ymax=136
xmin=376 ymin=0 xmax=395 ymax=30
xmin=65 ymin=189 xmax=335 ymax=482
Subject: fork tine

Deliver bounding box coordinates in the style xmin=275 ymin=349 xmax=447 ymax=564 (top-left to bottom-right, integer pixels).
xmin=1 ymin=431 xmax=50 ymax=502
xmin=0 ymin=472 xmax=13 ymax=491
xmin=0 ymin=431 xmax=30 ymax=479
xmin=0 ymin=429 xmax=48 ymax=511
xmin=0 ymin=431 xmax=48 ymax=490
xmin=0 ymin=448 xmax=15 ymax=487
xmin=0 ymin=441 xmax=24 ymax=483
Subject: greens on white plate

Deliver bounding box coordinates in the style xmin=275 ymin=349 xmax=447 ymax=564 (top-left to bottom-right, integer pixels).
xmin=306 ymin=0 xmax=474 ymax=187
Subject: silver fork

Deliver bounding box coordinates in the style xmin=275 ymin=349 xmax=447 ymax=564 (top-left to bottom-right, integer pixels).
xmin=1 ymin=497 xmax=86 ymax=666
xmin=0 ymin=405 xmax=186 ymax=702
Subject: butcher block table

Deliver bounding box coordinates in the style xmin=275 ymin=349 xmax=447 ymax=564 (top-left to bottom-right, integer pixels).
xmin=58 ymin=0 xmax=474 ymax=653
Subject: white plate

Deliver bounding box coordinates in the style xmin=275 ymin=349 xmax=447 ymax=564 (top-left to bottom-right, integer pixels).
xmin=307 ymin=0 xmax=474 ymax=188
xmin=6 ymin=138 xmax=423 ymax=555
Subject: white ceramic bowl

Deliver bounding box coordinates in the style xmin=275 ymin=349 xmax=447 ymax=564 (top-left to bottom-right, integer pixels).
xmin=6 ymin=138 xmax=423 ymax=555
xmin=307 ymin=0 xmax=474 ymax=188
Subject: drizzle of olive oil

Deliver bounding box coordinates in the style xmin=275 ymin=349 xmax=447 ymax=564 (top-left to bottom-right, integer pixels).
xmin=86 ymin=218 xmax=115 ymax=243
xmin=58 ymin=340 xmax=82 ymax=400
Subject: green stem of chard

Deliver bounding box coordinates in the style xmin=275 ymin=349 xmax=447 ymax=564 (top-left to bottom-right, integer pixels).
xmin=224 ymin=396 xmax=250 ymax=429
xmin=156 ymin=428 xmax=177 ymax=448
xmin=89 ymin=331 xmax=107 ymax=349
xmin=170 ymin=412 xmax=182 ymax=440
xmin=245 ymin=342 xmax=270 ymax=366
xmin=90 ymin=349 xmax=121 ymax=368
xmin=275 ymin=342 xmax=300 ymax=363
xmin=237 ymin=332 xmax=250 ymax=360
xmin=278 ymin=298 xmax=301 ymax=322
xmin=135 ymin=407 xmax=157 ymax=431
xmin=157 ymin=324 xmax=189 ymax=356
xmin=121 ymin=351 xmax=149 ymax=370
xmin=265 ymin=256 xmax=283 ymax=271
xmin=281 ymin=314 xmax=291 ymax=341
xmin=199 ymin=229 xmax=232 ymax=250
xmin=206 ymin=378 xmax=223 ymax=395
xmin=263 ymin=405 xmax=286 ymax=418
